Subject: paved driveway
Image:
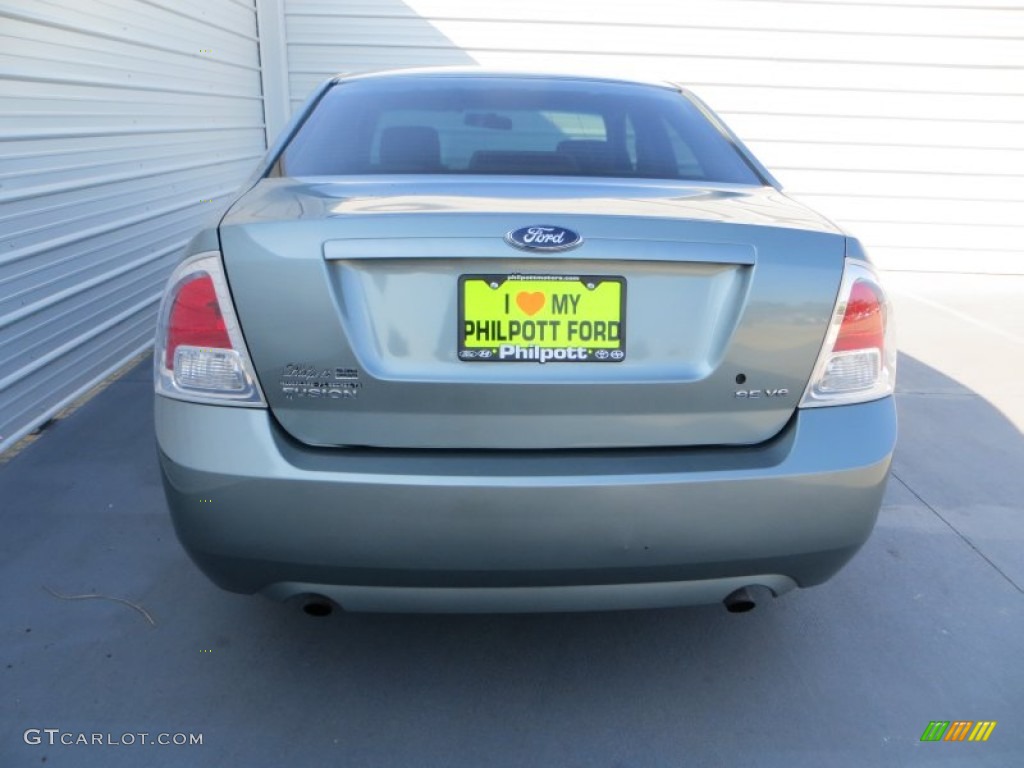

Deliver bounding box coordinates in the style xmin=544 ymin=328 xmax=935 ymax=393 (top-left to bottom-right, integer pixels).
xmin=2 ymin=272 xmax=1021 ymax=767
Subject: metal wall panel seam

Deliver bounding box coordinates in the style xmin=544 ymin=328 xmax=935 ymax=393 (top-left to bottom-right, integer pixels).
xmin=133 ymin=0 xmax=260 ymax=40
xmin=0 ymin=181 xmax=242 ymax=230
xmin=0 ymin=0 xmax=264 ymax=453
xmin=0 ymin=125 xmax=267 ymax=141
xmin=0 ymin=295 xmax=161 ymax=392
xmin=2 ymin=186 xmax=236 ymax=238
xmin=3 ymin=279 xmax=174 ymax=363
xmin=0 ymin=8 xmax=263 ymax=71
xmin=0 ymin=152 xmax=263 ymax=206
xmin=0 ymin=340 xmax=152 ymax=449
xmin=0 ymin=72 xmax=266 ymax=99
xmin=0 ymin=241 xmax=188 ymax=329
xmin=255 ymin=0 xmax=291 ymax=142
xmin=0 ymin=195 xmax=248 ymax=268
xmin=223 ymin=0 xmax=259 ymax=11
xmin=285 ymin=14 xmax=1021 ymax=42
xmin=283 ymin=42 xmax=1024 ymax=69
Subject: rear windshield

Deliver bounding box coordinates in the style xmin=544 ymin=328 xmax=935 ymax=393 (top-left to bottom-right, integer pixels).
xmin=277 ymin=77 xmax=762 ymax=184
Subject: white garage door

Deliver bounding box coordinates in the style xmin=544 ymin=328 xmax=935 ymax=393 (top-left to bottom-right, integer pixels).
xmin=0 ymin=0 xmax=267 ymax=452
xmin=277 ymin=0 xmax=1023 ymax=274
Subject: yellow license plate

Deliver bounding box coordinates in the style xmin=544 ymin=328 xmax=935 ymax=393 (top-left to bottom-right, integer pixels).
xmin=459 ymin=274 xmax=626 ymax=363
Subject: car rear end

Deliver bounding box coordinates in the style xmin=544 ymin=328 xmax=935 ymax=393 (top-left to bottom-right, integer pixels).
xmin=154 ymin=71 xmax=897 ymax=613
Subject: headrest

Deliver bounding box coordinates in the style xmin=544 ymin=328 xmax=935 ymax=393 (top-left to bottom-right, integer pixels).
xmin=379 ymin=126 xmax=442 ymax=171
xmin=468 ymin=150 xmax=578 ymax=174
xmin=556 ymin=140 xmax=631 ymax=174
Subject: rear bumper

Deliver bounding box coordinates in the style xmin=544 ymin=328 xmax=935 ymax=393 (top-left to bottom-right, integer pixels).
xmin=156 ymin=396 xmax=896 ymax=612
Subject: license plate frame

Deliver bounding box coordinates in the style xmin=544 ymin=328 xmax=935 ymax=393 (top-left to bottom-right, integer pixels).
xmin=458 ymin=273 xmax=627 ymax=363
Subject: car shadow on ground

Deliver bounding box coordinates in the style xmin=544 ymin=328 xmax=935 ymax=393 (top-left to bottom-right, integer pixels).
xmin=1 ymin=352 xmax=1021 ymax=767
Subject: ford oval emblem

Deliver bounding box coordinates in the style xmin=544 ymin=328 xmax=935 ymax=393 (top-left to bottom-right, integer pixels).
xmin=504 ymin=225 xmax=583 ymax=252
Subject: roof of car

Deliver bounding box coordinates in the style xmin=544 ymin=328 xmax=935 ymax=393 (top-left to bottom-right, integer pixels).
xmin=331 ymin=66 xmax=681 ymax=91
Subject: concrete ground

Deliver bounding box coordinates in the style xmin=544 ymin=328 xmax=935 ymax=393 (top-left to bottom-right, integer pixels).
xmin=2 ymin=272 xmax=1021 ymax=767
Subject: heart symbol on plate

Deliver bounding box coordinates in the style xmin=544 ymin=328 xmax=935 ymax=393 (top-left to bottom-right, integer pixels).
xmin=516 ymin=291 xmax=545 ymax=316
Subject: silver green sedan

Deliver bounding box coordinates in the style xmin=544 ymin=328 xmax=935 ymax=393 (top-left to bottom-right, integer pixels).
xmin=154 ymin=69 xmax=897 ymax=615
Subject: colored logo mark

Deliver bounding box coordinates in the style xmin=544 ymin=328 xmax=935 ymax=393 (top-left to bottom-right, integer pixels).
xmin=921 ymin=721 xmax=996 ymax=742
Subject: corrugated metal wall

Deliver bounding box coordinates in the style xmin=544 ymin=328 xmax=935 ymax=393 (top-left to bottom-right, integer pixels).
xmin=280 ymin=0 xmax=1024 ymax=274
xmin=3 ymin=0 xmax=1019 ymax=450
xmin=0 ymin=0 xmax=267 ymax=452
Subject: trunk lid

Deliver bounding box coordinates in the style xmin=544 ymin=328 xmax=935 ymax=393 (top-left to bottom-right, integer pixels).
xmin=220 ymin=177 xmax=845 ymax=449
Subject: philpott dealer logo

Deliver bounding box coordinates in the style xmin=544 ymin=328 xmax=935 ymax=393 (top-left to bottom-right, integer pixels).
xmin=920 ymin=720 xmax=997 ymax=742
xmin=24 ymin=728 xmax=203 ymax=747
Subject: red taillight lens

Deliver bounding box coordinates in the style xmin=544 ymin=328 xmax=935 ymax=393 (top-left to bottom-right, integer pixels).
xmin=800 ymin=258 xmax=896 ymax=407
xmin=155 ymin=252 xmax=264 ymax=405
xmin=164 ymin=275 xmax=232 ymax=368
xmin=833 ymin=280 xmax=885 ymax=352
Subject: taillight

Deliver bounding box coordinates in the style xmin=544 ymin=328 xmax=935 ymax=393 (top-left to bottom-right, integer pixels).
xmin=154 ymin=252 xmax=265 ymax=406
xmin=800 ymin=259 xmax=896 ymax=407
xmin=833 ymin=281 xmax=885 ymax=352
xmin=164 ymin=276 xmax=231 ymax=368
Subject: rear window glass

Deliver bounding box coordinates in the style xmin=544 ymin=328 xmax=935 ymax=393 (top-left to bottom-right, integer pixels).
xmin=278 ymin=77 xmax=762 ymax=184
